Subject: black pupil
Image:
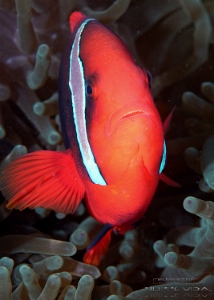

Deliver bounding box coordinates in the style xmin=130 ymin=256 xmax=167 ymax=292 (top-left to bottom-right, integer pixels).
xmin=87 ymin=85 xmax=93 ymax=95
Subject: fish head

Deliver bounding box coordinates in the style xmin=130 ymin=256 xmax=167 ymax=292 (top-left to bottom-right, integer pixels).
xmin=69 ymin=14 xmax=164 ymax=185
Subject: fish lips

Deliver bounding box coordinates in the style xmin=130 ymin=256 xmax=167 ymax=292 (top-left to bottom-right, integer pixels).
xmin=106 ymin=104 xmax=159 ymax=136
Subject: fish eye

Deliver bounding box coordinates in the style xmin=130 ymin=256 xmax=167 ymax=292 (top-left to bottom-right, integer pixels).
xmin=87 ymin=84 xmax=93 ymax=96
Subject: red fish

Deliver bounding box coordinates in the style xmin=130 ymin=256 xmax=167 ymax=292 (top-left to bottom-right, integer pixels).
xmin=0 ymin=12 xmax=178 ymax=266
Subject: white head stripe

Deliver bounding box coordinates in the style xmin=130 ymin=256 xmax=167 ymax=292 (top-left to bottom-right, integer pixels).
xmin=159 ymin=140 xmax=166 ymax=174
xmin=69 ymin=18 xmax=107 ymax=185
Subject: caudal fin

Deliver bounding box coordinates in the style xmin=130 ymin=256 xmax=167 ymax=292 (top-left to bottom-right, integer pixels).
xmin=0 ymin=150 xmax=85 ymax=214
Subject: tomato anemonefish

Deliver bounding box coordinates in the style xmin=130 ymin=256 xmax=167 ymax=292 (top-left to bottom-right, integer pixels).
xmin=0 ymin=12 xmax=180 ymax=266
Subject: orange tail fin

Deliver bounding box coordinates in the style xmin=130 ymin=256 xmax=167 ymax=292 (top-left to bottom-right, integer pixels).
xmin=0 ymin=150 xmax=85 ymax=214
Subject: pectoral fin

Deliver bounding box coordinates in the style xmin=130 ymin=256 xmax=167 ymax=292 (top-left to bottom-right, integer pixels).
xmin=159 ymin=173 xmax=181 ymax=187
xmin=0 ymin=150 xmax=85 ymax=214
xmin=163 ymin=106 xmax=176 ymax=133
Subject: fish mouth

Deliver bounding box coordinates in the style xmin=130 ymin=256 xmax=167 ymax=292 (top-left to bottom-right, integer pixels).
xmin=106 ymin=104 xmax=156 ymax=136
xmin=120 ymin=110 xmax=144 ymax=120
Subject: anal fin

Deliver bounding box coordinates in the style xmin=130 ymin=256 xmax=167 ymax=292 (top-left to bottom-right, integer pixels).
xmin=0 ymin=150 xmax=85 ymax=214
xmin=83 ymin=225 xmax=113 ymax=266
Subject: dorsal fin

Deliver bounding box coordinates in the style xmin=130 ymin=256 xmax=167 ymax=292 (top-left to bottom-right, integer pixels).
xmin=69 ymin=11 xmax=87 ymax=34
xmin=0 ymin=150 xmax=85 ymax=214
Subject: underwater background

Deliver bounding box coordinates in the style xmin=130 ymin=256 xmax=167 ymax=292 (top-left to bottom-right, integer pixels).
xmin=0 ymin=0 xmax=214 ymax=299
